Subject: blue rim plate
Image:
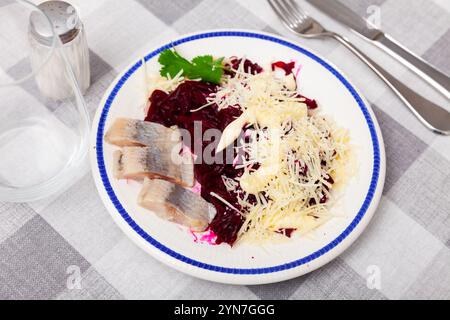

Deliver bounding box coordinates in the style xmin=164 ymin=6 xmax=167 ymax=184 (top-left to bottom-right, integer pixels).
xmin=90 ymin=30 xmax=386 ymax=285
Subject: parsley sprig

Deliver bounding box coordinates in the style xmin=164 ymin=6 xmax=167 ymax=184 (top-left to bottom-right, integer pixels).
xmin=158 ymin=49 xmax=225 ymax=84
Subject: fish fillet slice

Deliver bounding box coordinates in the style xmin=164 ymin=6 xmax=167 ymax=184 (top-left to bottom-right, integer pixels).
xmin=114 ymin=146 xmax=194 ymax=187
xmin=138 ymin=178 xmax=216 ymax=232
xmin=105 ymin=118 xmax=181 ymax=147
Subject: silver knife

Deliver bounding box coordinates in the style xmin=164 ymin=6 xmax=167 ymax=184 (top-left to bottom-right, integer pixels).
xmin=306 ymin=0 xmax=450 ymax=99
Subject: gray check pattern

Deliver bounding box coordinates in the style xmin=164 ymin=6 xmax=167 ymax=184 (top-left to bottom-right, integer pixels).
xmin=1 ymin=0 xmax=449 ymax=300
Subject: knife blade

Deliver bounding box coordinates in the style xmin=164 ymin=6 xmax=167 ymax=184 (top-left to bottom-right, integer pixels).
xmin=306 ymin=0 xmax=450 ymax=98
xmin=306 ymin=0 xmax=384 ymax=40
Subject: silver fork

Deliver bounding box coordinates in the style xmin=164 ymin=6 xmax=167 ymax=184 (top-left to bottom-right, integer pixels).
xmin=268 ymin=0 xmax=450 ymax=135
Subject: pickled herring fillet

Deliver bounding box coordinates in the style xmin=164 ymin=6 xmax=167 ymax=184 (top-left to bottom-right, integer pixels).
xmin=138 ymin=178 xmax=216 ymax=232
xmin=105 ymin=118 xmax=181 ymax=147
xmin=113 ymin=146 xmax=194 ymax=187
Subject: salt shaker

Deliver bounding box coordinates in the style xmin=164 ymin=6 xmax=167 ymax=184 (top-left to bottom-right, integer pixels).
xmin=29 ymin=1 xmax=90 ymax=101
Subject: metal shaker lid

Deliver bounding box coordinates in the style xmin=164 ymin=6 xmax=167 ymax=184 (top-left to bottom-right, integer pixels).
xmin=30 ymin=1 xmax=81 ymax=45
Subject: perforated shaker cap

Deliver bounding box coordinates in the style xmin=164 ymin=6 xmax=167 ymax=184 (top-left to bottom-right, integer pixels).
xmin=30 ymin=1 xmax=81 ymax=45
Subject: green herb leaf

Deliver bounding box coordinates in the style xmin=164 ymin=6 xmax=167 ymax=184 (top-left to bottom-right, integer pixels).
xmin=158 ymin=49 xmax=224 ymax=84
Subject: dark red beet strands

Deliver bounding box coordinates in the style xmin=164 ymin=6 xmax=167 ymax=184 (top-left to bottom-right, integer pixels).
xmin=272 ymin=61 xmax=318 ymax=110
xmin=145 ymin=58 xmax=319 ymax=246
xmin=275 ymin=228 xmax=297 ymax=238
xmin=271 ymin=61 xmax=296 ymax=75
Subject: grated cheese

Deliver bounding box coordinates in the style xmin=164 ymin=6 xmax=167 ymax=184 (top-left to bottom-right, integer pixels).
xmin=204 ymin=59 xmax=352 ymax=242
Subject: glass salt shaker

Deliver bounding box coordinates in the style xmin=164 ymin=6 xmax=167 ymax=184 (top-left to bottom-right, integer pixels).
xmin=29 ymin=0 xmax=90 ymax=101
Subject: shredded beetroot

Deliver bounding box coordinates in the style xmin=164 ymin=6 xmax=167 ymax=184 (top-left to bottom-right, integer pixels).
xmin=270 ymin=61 xmax=317 ymax=110
xmin=225 ymin=58 xmax=263 ymax=76
xmin=271 ymin=61 xmax=296 ymax=75
xmin=275 ymin=228 xmax=297 ymax=238
xmin=297 ymin=94 xmax=318 ymax=110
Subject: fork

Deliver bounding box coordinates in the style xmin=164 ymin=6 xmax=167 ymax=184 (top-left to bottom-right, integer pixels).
xmin=268 ymin=0 xmax=450 ymax=135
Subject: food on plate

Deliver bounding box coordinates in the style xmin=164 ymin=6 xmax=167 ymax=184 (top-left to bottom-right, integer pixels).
xmin=105 ymin=49 xmax=351 ymax=246
xmin=139 ymin=178 xmax=216 ymax=231
xmin=113 ymin=146 xmax=194 ymax=187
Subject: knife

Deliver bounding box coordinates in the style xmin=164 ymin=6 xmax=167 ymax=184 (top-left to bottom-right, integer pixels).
xmin=306 ymin=0 xmax=450 ymax=99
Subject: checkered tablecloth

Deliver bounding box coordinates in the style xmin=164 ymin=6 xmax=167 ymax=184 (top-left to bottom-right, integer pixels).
xmin=1 ymin=0 xmax=450 ymax=300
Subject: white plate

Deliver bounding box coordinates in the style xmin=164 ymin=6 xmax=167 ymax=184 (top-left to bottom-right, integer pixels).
xmin=90 ymin=30 xmax=386 ymax=285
